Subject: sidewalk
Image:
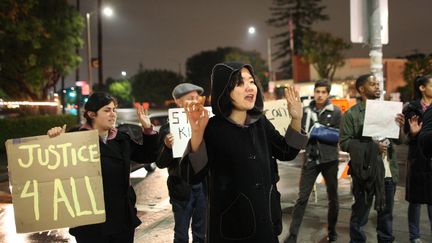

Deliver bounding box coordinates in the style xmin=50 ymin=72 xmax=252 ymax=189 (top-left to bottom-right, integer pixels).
xmin=277 ymin=161 xmax=432 ymax=243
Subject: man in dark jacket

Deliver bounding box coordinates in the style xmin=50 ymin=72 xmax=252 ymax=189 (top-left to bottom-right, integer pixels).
xmin=285 ymin=81 xmax=341 ymax=243
xmin=340 ymin=74 xmax=404 ymax=243
xmin=156 ymin=83 xmax=206 ymax=243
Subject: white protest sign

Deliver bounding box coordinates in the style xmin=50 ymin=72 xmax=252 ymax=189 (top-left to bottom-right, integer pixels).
xmin=362 ymin=99 xmax=402 ymax=139
xmin=264 ymin=99 xmax=292 ymax=135
xmin=169 ymin=107 xmax=214 ymax=158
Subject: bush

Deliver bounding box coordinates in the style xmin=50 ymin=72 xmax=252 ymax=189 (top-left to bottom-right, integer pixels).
xmin=0 ymin=115 xmax=77 ymax=153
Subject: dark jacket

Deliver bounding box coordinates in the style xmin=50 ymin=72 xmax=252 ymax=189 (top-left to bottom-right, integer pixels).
xmin=69 ymin=126 xmax=158 ymax=237
xmin=413 ymin=103 xmax=432 ymax=204
xmin=339 ymin=102 xmax=399 ymax=183
xmin=180 ymin=62 xmax=308 ymax=243
xmin=156 ymin=123 xmax=192 ymax=202
xmin=340 ymin=102 xmax=400 ymax=210
xmin=302 ymin=100 xmax=341 ymax=163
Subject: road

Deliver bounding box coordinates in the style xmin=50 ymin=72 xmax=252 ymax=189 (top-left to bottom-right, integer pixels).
xmin=0 ymin=145 xmax=431 ymax=242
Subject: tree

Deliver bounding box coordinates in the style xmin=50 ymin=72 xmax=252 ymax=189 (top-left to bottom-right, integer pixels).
xmin=224 ymin=50 xmax=269 ymax=91
xmin=131 ymin=69 xmax=183 ymax=105
xmin=403 ymin=53 xmax=432 ymax=84
xmin=398 ymin=52 xmax=432 ymax=102
xmin=108 ymin=79 xmax=132 ymax=108
xmin=301 ymin=31 xmax=351 ymax=81
xmin=185 ymin=47 xmax=235 ymax=96
xmin=267 ymin=0 xmax=328 ymax=77
xmin=0 ymin=0 xmax=84 ymax=100
xmin=186 ymin=47 xmax=269 ymax=95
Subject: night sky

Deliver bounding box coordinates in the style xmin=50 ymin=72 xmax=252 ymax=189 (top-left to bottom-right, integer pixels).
xmin=66 ymin=0 xmax=432 ymax=87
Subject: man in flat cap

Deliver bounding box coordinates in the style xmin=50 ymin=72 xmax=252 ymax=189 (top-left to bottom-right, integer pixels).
xmin=156 ymin=83 xmax=206 ymax=243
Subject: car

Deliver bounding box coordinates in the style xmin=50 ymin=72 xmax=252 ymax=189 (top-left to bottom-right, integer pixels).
xmin=117 ymin=122 xmax=158 ymax=173
xmin=117 ymin=110 xmax=168 ymax=173
xmin=149 ymin=111 xmax=169 ymax=132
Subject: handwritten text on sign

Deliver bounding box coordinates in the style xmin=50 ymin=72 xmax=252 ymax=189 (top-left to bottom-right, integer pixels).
xmin=264 ymin=99 xmax=292 ymax=135
xmin=6 ymin=130 xmax=105 ymax=233
xmin=169 ymin=107 xmax=214 ymax=158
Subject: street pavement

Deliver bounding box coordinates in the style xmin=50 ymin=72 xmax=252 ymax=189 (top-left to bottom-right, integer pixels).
xmin=0 ymin=144 xmax=431 ymax=242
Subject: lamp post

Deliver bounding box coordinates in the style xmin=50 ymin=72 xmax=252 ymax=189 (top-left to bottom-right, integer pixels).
xmin=85 ymin=5 xmax=113 ymax=93
xmin=247 ymin=26 xmax=274 ymax=81
xmin=86 ymin=12 xmax=93 ymax=93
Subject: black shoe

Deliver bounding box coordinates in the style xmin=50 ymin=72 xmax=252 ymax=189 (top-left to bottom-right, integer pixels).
xmin=284 ymin=234 xmax=297 ymax=243
xmin=327 ymin=232 xmax=337 ymax=242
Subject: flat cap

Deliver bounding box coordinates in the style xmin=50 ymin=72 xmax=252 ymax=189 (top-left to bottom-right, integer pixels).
xmin=172 ymin=83 xmax=204 ymax=99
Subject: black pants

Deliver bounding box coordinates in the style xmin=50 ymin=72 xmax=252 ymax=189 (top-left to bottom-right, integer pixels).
xmin=73 ymin=228 xmax=135 ymax=243
xmin=288 ymin=160 xmax=339 ymax=236
xmin=349 ymin=177 xmax=396 ymax=243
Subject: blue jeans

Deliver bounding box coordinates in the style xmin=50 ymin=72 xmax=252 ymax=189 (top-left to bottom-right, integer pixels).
xmin=350 ymin=178 xmax=395 ymax=243
xmin=171 ymin=183 xmax=206 ymax=243
xmin=408 ymin=203 xmax=432 ymax=240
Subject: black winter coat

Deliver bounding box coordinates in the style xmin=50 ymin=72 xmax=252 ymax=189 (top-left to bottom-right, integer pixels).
xmin=69 ymin=127 xmax=158 ymax=237
xmin=405 ymin=100 xmax=432 ymax=203
xmin=181 ymin=116 xmax=306 ymax=243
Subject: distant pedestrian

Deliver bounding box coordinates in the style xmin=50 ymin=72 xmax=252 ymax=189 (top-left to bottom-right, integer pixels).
xmin=285 ymin=80 xmax=341 ymax=243
xmin=405 ymin=75 xmax=432 ymax=243
xmin=156 ymin=83 xmax=206 ymax=243
xmin=340 ymin=74 xmax=404 ymax=243
xmin=47 ymin=92 xmax=159 ymax=243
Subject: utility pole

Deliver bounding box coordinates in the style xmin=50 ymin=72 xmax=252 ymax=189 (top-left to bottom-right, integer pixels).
xmin=97 ymin=0 xmax=103 ymax=90
xmin=75 ymin=0 xmax=80 ymax=83
xmin=369 ymin=0 xmax=384 ymax=100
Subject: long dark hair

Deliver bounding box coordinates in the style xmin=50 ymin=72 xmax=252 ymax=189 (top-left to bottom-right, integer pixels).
xmin=413 ymin=75 xmax=432 ymax=100
xmin=83 ymin=92 xmax=118 ymax=126
xmin=217 ymin=66 xmax=263 ymax=117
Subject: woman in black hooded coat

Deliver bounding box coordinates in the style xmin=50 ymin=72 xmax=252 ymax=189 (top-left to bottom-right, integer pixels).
xmin=179 ymin=62 xmax=308 ymax=243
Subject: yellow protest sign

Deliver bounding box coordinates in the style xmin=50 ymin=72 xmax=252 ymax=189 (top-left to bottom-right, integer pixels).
xmin=5 ymin=130 xmax=105 ymax=233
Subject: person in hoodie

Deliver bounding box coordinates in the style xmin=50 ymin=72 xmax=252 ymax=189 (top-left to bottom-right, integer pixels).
xmin=285 ymin=80 xmax=341 ymax=243
xmin=47 ymin=92 xmax=158 ymax=243
xmin=179 ymin=62 xmax=308 ymax=243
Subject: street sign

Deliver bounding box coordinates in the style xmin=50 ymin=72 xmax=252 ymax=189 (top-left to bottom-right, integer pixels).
xmin=350 ymin=0 xmax=388 ymax=44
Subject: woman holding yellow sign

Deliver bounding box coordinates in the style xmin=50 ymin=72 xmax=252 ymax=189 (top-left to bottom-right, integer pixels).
xmin=47 ymin=92 xmax=158 ymax=243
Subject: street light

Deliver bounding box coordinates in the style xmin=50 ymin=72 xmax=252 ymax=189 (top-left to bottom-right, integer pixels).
xmin=85 ymin=6 xmax=113 ymax=93
xmin=121 ymin=71 xmax=127 ymax=77
xmin=247 ymin=26 xmax=274 ymax=81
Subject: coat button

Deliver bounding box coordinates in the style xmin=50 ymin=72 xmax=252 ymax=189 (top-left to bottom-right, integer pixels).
xmin=255 ymin=183 xmax=262 ymax=189
xmin=249 ymin=154 xmax=256 ymax=159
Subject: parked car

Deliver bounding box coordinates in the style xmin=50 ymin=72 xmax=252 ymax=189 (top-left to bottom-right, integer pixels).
xmin=149 ymin=111 xmax=169 ymax=132
xmin=117 ymin=110 xmax=168 ymax=173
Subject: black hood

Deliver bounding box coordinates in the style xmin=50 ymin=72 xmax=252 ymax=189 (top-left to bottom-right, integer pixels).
xmin=210 ymin=62 xmax=264 ymax=121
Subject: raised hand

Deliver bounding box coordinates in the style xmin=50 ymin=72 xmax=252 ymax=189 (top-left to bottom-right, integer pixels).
xmin=408 ymin=115 xmax=422 ymax=136
xmin=284 ymin=86 xmax=303 ymax=120
xmin=185 ymin=96 xmax=208 ymax=152
xmin=47 ymin=124 xmax=67 ymax=138
xmin=185 ymin=96 xmax=209 ymax=133
xmin=136 ymin=104 xmax=152 ymax=129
